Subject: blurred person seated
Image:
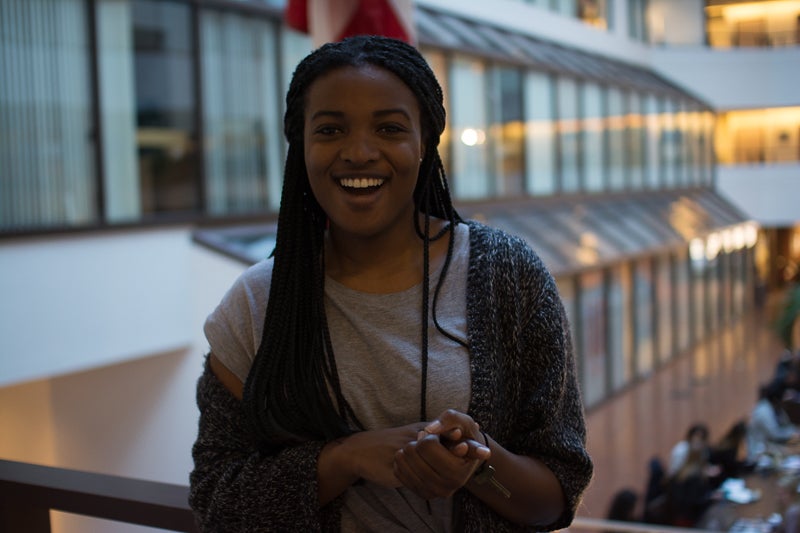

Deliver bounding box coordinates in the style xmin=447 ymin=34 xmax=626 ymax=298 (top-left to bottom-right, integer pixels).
xmin=709 ymin=419 xmax=751 ymax=485
xmin=668 ymin=423 xmax=713 ymax=477
xmin=642 ymin=457 xmax=669 ymax=524
xmin=664 ymin=447 xmax=722 ymax=528
xmin=605 ymin=488 xmax=639 ymax=533
xmin=776 ymin=349 xmax=800 ymax=401
xmin=780 ymin=353 xmax=800 ymax=424
xmin=748 ymin=380 xmax=800 ymax=465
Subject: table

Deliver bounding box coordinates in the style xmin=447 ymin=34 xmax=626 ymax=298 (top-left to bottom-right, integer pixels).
xmin=698 ymin=470 xmax=794 ymax=531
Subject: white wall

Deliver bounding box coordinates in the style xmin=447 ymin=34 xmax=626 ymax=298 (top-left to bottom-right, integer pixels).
xmin=0 ymin=229 xmax=194 ymax=386
xmin=717 ymin=162 xmax=800 ymax=228
xmin=0 ymin=229 xmax=250 ymax=533
xmin=651 ymin=47 xmax=800 ymax=110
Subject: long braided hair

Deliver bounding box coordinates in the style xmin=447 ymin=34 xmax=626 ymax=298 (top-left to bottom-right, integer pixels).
xmin=243 ymin=35 xmax=462 ymax=445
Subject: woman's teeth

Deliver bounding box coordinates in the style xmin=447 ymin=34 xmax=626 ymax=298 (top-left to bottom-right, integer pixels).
xmin=340 ymin=177 xmax=384 ymax=189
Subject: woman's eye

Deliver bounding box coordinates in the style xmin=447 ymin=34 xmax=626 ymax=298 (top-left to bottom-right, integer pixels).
xmin=379 ymin=124 xmax=407 ymax=134
xmin=314 ymin=125 xmax=341 ymax=135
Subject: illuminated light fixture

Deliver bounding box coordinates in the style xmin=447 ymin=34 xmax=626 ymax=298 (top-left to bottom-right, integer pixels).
xmin=722 ymin=229 xmax=734 ymax=253
xmin=460 ymin=128 xmax=486 ymax=146
xmin=733 ymin=226 xmax=746 ymax=250
xmin=745 ymin=223 xmax=759 ymax=248
xmin=690 ymin=238 xmax=706 ymax=262
xmin=706 ymin=232 xmax=721 ymax=261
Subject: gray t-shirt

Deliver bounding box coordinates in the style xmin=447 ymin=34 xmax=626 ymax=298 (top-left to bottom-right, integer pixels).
xmin=204 ymin=223 xmax=471 ymax=532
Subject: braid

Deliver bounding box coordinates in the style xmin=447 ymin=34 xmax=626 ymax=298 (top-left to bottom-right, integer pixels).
xmin=243 ymin=36 xmax=462 ymax=443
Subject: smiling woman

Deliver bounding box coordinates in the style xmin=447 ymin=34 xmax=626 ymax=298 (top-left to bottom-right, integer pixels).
xmin=188 ymin=35 xmax=592 ymax=532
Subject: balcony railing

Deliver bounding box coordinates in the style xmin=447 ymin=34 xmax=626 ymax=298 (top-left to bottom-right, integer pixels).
xmin=0 ymin=458 xmax=741 ymax=533
xmin=0 ymin=459 xmax=198 ymax=532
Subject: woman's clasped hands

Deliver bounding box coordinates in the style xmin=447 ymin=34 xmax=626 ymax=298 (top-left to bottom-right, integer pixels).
xmin=393 ymin=409 xmax=491 ymax=500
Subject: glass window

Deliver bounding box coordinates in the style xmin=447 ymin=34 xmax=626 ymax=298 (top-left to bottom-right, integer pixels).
xmin=528 ymin=0 xmax=551 ymax=9
xmin=450 ymin=55 xmax=489 ymax=199
xmin=705 ymin=2 xmax=800 ymax=48
xmin=677 ymin=100 xmax=694 ymax=186
xmin=280 ymin=27 xmax=312 ymax=100
xmin=702 ymin=110 xmax=715 ymax=185
xmin=732 ymin=249 xmax=745 ymax=318
xmin=634 ymin=258 xmax=655 ymax=377
xmin=582 ymin=81 xmax=605 ymax=192
xmin=606 ymin=86 xmax=626 ymax=191
xmin=644 ymin=94 xmax=661 ymax=189
xmin=681 ymin=104 xmax=694 ymax=185
xmin=661 ymin=98 xmax=678 ymax=187
xmin=692 ymin=111 xmax=707 ymax=186
xmin=554 ymin=0 xmax=577 ymax=17
xmin=655 ymin=254 xmax=672 ymax=364
xmin=557 ymin=76 xmax=580 ymax=193
xmin=201 ymin=10 xmax=282 ymax=214
xmin=580 ymin=270 xmax=607 ymax=407
xmin=578 ymin=0 xmax=609 ymax=30
xmin=720 ymin=250 xmax=732 ymax=327
xmin=489 ymin=66 xmax=525 ymax=196
xmin=628 ymin=0 xmax=649 ymax=42
xmin=715 ymin=107 xmax=800 ymax=166
xmin=690 ymin=240 xmax=706 ymax=342
xmin=133 ymin=0 xmax=200 ymax=215
xmin=422 ymin=50 xmax=451 ymax=176
xmin=557 ymin=276 xmax=580 ymax=384
xmin=674 ymin=248 xmax=691 ymax=353
xmin=627 ymin=91 xmax=646 ymax=190
xmin=1 ymin=0 xmax=95 ymax=229
xmin=98 ymin=0 xmax=139 ymax=223
xmin=707 ymin=254 xmax=721 ymax=333
xmin=608 ymin=263 xmax=633 ymax=391
xmin=523 ymin=71 xmax=557 ymax=195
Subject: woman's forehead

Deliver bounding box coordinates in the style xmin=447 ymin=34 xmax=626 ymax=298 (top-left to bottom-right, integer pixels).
xmin=305 ymin=64 xmax=418 ymax=110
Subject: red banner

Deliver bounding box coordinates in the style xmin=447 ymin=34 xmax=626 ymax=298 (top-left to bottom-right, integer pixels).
xmin=285 ymin=0 xmax=415 ymax=47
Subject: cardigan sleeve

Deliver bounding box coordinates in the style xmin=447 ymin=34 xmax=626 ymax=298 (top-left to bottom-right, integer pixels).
xmin=510 ymin=238 xmax=593 ymax=530
xmin=188 ymin=359 xmax=342 ymax=532
xmin=522 ymin=284 xmax=593 ymax=530
xmin=462 ymin=222 xmax=593 ymax=532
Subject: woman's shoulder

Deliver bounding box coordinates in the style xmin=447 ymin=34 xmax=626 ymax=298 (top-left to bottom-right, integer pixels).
xmin=464 ymin=219 xmax=546 ymax=270
xmin=221 ymin=257 xmax=275 ymax=303
xmin=208 ymin=258 xmax=274 ymax=331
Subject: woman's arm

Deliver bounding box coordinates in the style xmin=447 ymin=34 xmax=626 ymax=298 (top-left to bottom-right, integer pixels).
xmin=503 ymin=270 xmax=593 ymax=529
xmin=200 ymin=355 xmax=426 ymax=511
xmin=190 ymin=356 xmax=338 ymax=531
xmin=457 ymin=225 xmax=593 ymax=529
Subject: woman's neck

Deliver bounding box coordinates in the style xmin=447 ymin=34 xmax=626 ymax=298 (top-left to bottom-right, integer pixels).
xmin=324 ymin=216 xmax=450 ymax=294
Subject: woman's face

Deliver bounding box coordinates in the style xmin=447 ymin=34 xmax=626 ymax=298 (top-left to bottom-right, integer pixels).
xmin=303 ymin=64 xmax=424 ymax=241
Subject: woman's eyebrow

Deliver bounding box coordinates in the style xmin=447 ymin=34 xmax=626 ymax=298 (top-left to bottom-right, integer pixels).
xmin=309 ymin=110 xmax=344 ymax=121
xmin=374 ymin=108 xmax=411 ymax=120
xmin=309 ymin=108 xmax=412 ymax=121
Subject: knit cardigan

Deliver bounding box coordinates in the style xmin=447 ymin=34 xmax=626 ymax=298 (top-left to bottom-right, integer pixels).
xmin=189 ymin=220 xmax=593 ymax=532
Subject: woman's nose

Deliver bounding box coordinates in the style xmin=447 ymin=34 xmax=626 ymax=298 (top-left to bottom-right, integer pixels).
xmin=340 ymin=133 xmax=378 ymax=163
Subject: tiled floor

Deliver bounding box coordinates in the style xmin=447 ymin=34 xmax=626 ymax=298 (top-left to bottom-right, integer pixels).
xmin=576 ymin=302 xmax=786 ymax=522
